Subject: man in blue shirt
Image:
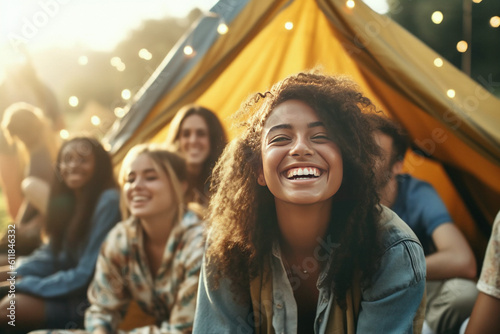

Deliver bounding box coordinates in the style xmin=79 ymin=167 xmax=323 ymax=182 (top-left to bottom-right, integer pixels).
xmin=369 ymin=114 xmax=478 ymax=334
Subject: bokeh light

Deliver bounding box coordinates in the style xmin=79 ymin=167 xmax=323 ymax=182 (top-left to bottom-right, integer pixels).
xmin=138 ymin=48 xmax=153 ymax=60
xmin=434 ymin=58 xmax=444 ymax=67
xmin=60 ymin=129 xmax=69 ymax=139
xmin=91 ymin=115 xmax=101 ymax=126
xmin=285 ymin=22 xmax=294 ymax=30
xmin=490 ymin=16 xmax=500 ymax=28
xmin=346 ymin=0 xmax=355 ymax=9
xmin=110 ymin=57 xmax=122 ymax=66
xmin=114 ymin=107 xmax=126 ymax=118
xmin=78 ymin=56 xmax=88 ymax=65
xmin=447 ymin=89 xmax=456 ymax=98
xmin=217 ymin=23 xmax=229 ymax=35
xmin=121 ymin=89 xmax=131 ymax=100
xmin=456 ymin=40 xmax=468 ymax=53
xmin=431 ymin=11 xmax=443 ymax=24
xmin=183 ymin=45 xmax=194 ymax=55
xmin=68 ymin=96 xmax=79 ymax=107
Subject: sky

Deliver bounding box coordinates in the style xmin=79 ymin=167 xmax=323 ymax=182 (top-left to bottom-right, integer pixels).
xmin=0 ymin=0 xmax=218 ymax=72
xmin=0 ymin=0 xmax=388 ymax=76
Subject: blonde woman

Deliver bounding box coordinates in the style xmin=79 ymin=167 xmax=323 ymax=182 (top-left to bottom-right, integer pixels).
xmin=85 ymin=144 xmax=204 ymax=333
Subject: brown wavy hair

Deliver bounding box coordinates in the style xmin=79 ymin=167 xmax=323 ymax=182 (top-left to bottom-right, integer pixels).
xmin=206 ymin=71 xmax=384 ymax=307
xmin=164 ymin=104 xmax=227 ymax=203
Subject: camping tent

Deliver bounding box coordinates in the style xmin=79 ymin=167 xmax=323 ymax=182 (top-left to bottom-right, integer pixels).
xmin=104 ymin=0 xmax=500 ymax=258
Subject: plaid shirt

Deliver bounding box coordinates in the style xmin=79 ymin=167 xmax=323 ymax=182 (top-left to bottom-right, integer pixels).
xmin=85 ymin=210 xmax=204 ymax=334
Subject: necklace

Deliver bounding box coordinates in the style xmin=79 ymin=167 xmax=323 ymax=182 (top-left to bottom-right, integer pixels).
xmin=282 ymin=256 xmax=308 ymax=278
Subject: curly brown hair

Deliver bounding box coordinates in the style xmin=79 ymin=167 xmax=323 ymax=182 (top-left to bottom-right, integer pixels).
xmin=206 ymin=71 xmax=384 ymax=307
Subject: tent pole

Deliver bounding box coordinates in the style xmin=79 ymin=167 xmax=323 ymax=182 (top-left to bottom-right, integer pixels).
xmin=462 ymin=0 xmax=472 ymax=76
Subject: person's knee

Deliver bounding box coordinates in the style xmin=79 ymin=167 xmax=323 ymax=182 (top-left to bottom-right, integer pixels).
xmin=21 ymin=177 xmax=50 ymax=214
xmin=447 ymin=279 xmax=478 ymax=315
xmin=426 ymin=278 xmax=478 ymax=333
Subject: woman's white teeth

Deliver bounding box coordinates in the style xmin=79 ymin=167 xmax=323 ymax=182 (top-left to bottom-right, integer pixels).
xmin=287 ymin=167 xmax=320 ymax=179
xmin=133 ymin=196 xmax=148 ymax=202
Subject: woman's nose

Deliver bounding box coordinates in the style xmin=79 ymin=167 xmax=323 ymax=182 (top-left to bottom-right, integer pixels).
xmin=188 ymin=133 xmax=198 ymax=143
xmin=130 ymin=177 xmax=144 ymax=189
xmin=289 ymin=137 xmax=313 ymax=156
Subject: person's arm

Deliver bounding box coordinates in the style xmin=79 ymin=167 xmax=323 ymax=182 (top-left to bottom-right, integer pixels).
xmin=16 ymin=189 xmax=120 ymax=297
xmin=356 ymin=239 xmax=426 ymax=334
xmin=0 ymin=153 xmax=23 ymax=219
xmin=15 ymin=243 xmax=56 ymax=277
xmin=407 ymin=180 xmax=477 ymax=280
xmin=465 ymin=212 xmax=500 ymax=333
xmin=426 ymin=223 xmax=477 ymax=280
xmin=465 ymin=292 xmax=500 ymax=334
xmin=85 ymin=238 xmax=131 ymax=334
xmin=193 ymin=256 xmax=252 ymax=334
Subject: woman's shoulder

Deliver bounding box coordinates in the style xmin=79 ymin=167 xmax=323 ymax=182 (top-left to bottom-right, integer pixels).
xmin=378 ymin=205 xmax=421 ymax=250
xmin=100 ymin=218 xmax=136 ymax=257
xmin=181 ymin=209 xmax=204 ymax=230
xmin=177 ymin=210 xmax=205 ymax=255
xmin=97 ymin=188 xmax=120 ymax=203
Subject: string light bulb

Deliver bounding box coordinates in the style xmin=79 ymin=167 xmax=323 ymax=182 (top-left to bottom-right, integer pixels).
xmin=490 ymin=16 xmax=500 ymax=28
xmin=60 ymin=129 xmax=69 ymax=139
xmin=346 ymin=0 xmax=355 ymax=8
xmin=431 ymin=11 xmax=443 ymax=24
xmin=217 ymin=23 xmax=228 ymax=35
xmin=68 ymin=96 xmax=79 ymax=107
xmin=456 ymin=40 xmax=468 ymax=53
xmin=183 ymin=45 xmax=194 ymax=56
xmin=91 ymin=115 xmax=101 ymax=126
xmin=434 ymin=58 xmax=444 ymax=67
xmin=447 ymin=89 xmax=456 ymax=98
xmin=285 ymin=22 xmax=293 ymax=30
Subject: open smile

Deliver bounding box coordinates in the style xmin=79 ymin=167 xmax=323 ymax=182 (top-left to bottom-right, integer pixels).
xmin=284 ymin=167 xmax=323 ymax=180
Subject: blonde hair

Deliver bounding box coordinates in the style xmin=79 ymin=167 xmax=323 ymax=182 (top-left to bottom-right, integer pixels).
xmin=118 ymin=144 xmax=190 ymax=222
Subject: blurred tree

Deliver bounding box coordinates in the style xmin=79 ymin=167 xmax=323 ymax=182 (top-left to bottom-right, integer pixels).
xmin=34 ymin=8 xmax=203 ymax=126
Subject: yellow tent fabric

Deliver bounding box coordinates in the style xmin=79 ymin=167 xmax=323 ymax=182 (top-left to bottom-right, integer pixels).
xmin=105 ymin=0 xmax=500 ymax=257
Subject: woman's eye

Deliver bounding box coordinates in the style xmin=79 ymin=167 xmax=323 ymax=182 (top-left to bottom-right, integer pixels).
xmin=126 ymin=177 xmax=135 ymax=183
xmin=312 ymin=134 xmax=330 ymax=141
xmin=146 ymin=176 xmax=158 ymax=181
xmin=270 ymin=136 xmax=289 ymax=144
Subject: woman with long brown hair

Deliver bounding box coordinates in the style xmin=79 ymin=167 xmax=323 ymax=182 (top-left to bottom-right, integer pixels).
xmin=165 ymin=104 xmax=227 ymax=206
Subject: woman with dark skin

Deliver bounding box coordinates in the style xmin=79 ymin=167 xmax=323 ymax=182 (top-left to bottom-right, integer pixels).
xmin=165 ymin=104 xmax=227 ymax=206
xmin=194 ymin=72 xmax=426 ymax=333
xmin=0 ymin=137 xmax=120 ymax=333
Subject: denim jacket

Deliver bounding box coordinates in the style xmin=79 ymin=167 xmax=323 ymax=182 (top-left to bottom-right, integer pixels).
xmin=193 ymin=206 xmax=426 ymax=334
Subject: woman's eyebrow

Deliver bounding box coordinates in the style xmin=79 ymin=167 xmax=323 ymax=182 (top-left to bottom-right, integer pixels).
xmin=268 ymin=124 xmax=292 ymax=134
xmin=308 ymin=121 xmax=325 ymax=128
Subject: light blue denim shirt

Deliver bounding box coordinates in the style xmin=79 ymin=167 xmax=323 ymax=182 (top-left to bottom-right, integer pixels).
xmin=194 ymin=206 xmax=426 ymax=334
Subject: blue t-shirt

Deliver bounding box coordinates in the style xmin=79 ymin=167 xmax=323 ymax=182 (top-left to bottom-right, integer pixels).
xmin=392 ymin=174 xmax=452 ymax=255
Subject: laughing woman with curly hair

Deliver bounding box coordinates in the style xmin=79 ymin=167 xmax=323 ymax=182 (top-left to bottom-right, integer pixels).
xmin=193 ymin=72 xmax=426 ymax=334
